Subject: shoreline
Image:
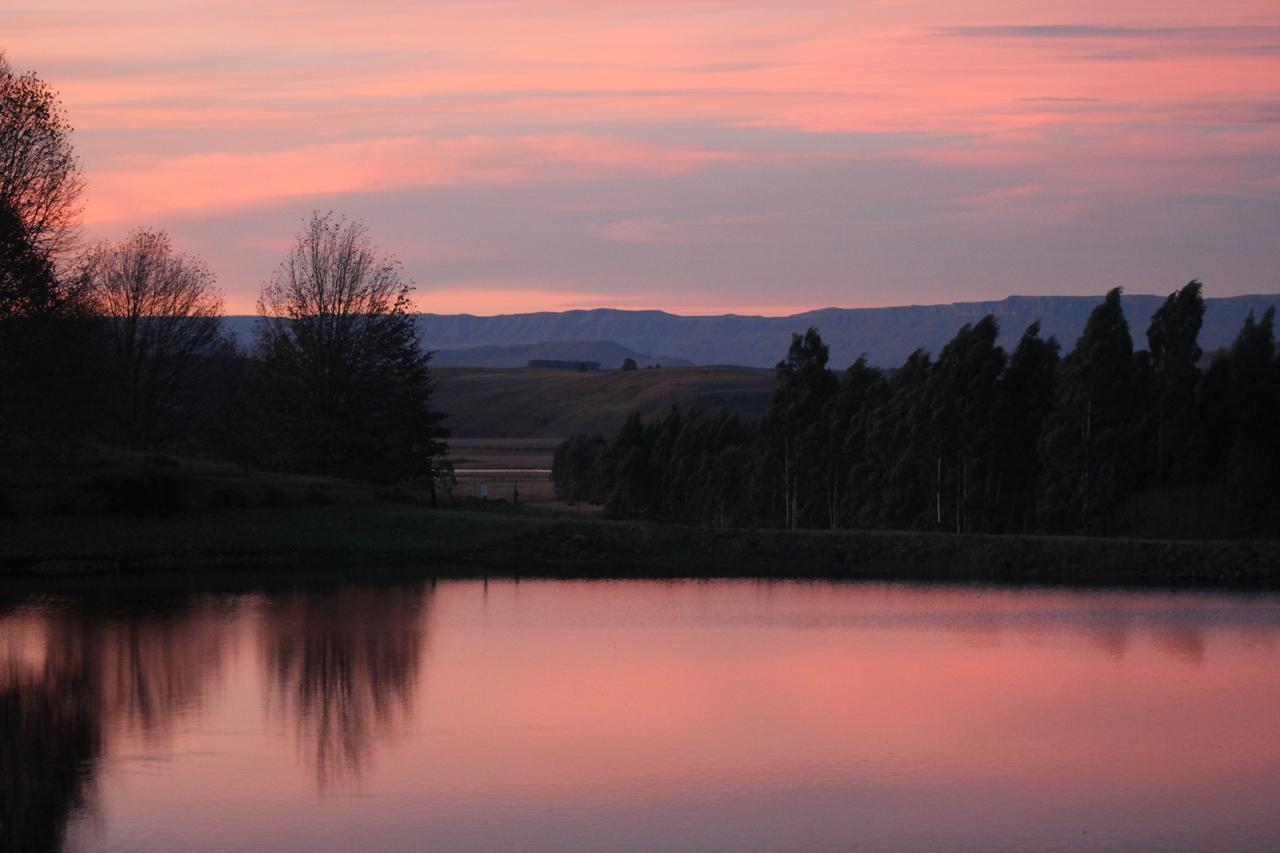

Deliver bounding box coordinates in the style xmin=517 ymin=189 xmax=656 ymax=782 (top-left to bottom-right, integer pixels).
xmin=3 ymin=506 xmax=1279 ymax=588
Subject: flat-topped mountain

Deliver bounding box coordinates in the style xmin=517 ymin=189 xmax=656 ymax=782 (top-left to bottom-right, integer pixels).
xmin=222 ymin=292 xmax=1280 ymax=369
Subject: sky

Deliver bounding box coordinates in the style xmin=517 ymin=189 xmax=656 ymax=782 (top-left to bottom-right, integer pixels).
xmin=4 ymin=0 xmax=1279 ymax=315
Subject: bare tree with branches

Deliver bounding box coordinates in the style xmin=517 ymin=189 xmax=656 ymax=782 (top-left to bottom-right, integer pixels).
xmin=0 ymin=52 xmax=84 ymax=261
xmin=82 ymin=230 xmax=226 ymax=446
xmin=255 ymin=212 xmax=447 ymax=489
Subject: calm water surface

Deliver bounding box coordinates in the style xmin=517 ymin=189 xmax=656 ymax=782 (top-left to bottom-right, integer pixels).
xmin=3 ymin=578 xmax=1279 ymax=852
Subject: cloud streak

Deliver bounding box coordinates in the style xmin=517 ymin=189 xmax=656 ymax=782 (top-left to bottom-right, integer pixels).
xmin=4 ymin=0 xmax=1279 ymax=310
xmin=936 ymin=25 xmax=1280 ymax=40
xmin=86 ymin=134 xmax=756 ymax=223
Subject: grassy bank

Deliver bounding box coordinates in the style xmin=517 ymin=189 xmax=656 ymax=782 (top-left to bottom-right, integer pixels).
xmin=3 ymin=503 xmax=1279 ymax=587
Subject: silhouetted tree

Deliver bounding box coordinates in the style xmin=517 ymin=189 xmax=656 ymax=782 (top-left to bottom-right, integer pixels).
xmin=558 ymin=284 xmax=1278 ymax=537
xmin=0 ymin=197 xmax=99 ymax=442
xmin=925 ymin=316 xmax=1006 ymax=532
xmin=868 ymin=348 xmax=933 ymax=530
xmin=552 ymin=433 xmax=606 ymax=504
xmin=601 ymin=411 xmax=652 ymax=515
xmin=0 ymin=57 xmax=96 ymax=444
xmin=1143 ymin=280 xmax=1205 ymax=485
xmin=0 ymin=199 xmax=56 ymax=320
xmin=995 ymin=322 xmax=1059 ymax=531
xmin=767 ymin=327 xmax=837 ymax=529
xmin=705 ymin=441 xmax=757 ymax=528
xmin=254 ymin=212 xmax=447 ymax=487
xmin=1211 ymin=308 xmax=1279 ymax=527
xmin=1038 ymin=288 xmax=1133 ymax=531
xmin=0 ymin=53 xmax=84 ymax=259
xmin=621 ymin=357 xmax=638 ymax=371
xmin=832 ymin=356 xmax=888 ymax=527
xmin=81 ymin=230 xmax=227 ymax=446
xmin=0 ymin=200 xmax=58 ymax=436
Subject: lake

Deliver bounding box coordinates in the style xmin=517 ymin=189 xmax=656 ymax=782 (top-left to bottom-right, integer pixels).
xmin=3 ymin=577 xmax=1279 ymax=852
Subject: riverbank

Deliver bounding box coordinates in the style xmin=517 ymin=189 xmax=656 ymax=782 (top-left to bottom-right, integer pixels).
xmin=3 ymin=504 xmax=1278 ymax=587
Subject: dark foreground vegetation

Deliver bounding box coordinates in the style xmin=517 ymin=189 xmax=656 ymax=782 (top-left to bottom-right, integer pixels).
xmin=1 ymin=53 xmax=448 ymax=514
xmin=555 ymin=283 xmax=1280 ymax=540
xmin=5 ymin=489 xmax=1279 ymax=588
xmin=1 ymin=434 xmax=1277 ymax=589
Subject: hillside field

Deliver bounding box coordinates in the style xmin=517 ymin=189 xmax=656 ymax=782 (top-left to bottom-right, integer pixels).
xmin=433 ymin=366 xmax=775 ymax=439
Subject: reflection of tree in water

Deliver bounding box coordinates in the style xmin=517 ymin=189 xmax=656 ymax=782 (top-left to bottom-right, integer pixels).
xmin=0 ymin=593 xmax=232 ymax=852
xmin=98 ymin=606 xmax=230 ymax=740
xmin=1153 ymin=624 xmax=1206 ymax=665
xmin=261 ymin=583 xmax=432 ymax=789
xmin=1082 ymin=615 xmax=1208 ymax=665
xmin=0 ymin=652 xmax=100 ymax=853
xmin=0 ymin=582 xmax=432 ymax=846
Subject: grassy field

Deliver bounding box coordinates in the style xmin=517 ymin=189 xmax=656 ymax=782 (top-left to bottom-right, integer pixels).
xmin=448 ymin=437 xmax=559 ymax=470
xmin=447 ymin=437 xmax=559 ymax=502
xmin=433 ymin=365 xmax=774 ymax=438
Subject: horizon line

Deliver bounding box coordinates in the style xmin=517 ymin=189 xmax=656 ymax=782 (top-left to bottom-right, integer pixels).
xmin=220 ymin=290 xmax=1280 ymax=321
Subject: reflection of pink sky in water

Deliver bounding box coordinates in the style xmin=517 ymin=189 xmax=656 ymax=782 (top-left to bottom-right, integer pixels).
xmin=1 ymin=581 xmax=1277 ymax=851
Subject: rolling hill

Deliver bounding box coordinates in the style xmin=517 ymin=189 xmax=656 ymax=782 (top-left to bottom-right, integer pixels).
xmin=433 ymin=366 xmax=774 ymax=438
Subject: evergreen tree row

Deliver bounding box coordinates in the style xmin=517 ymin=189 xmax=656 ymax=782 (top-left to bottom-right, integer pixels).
xmin=553 ymin=283 xmax=1280 ymax=537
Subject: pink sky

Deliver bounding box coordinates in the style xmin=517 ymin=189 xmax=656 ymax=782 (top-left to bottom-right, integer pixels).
xmin=4 ymin=0 xmax=1279 ymax=313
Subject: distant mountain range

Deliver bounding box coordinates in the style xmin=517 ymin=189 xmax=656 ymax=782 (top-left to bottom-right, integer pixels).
xmin=222 ymin=292 xmax=1280 ymax=369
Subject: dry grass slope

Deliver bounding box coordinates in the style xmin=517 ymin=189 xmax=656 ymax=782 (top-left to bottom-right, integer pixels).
xmin=433 ymin=366 xmax=775 ymax=439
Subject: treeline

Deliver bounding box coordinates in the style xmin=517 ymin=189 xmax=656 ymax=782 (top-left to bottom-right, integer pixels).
xmin=554 ymin=284 xmax=1280 ymax=538
xmin=0 ymin=54 xmax=447 ymax=491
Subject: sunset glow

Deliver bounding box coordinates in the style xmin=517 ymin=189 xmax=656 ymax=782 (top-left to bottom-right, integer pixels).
xmin=4 ymin=1 xmax=1279 ymax=313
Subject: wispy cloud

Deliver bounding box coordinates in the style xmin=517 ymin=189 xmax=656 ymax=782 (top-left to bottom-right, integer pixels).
xmin=935 ymin=25 xmax=1280 ymax=40
xmin=86 ymin=134 xmax=756 ymax=223
xmin=5 ymin=0 xmax=1279 ymax=309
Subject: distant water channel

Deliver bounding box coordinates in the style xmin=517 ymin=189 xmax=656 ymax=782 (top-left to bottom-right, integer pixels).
xmin=3 ymin=577 xmax=1279 ymax=852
